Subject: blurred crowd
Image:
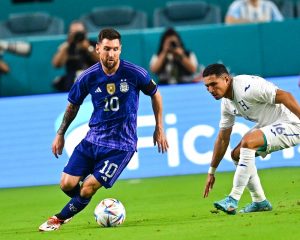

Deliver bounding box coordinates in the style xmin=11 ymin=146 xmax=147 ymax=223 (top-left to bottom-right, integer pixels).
xmin=1 ymin=0 xmax=299 ymax=95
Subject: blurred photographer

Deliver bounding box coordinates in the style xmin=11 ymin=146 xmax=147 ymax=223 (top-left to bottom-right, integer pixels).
xmin=52 ymin=21 xmax=98 ymax=92
xmin=150 ymin=28 xmax=198 ymax=85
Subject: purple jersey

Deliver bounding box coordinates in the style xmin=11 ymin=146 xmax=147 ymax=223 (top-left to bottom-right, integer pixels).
xmin=68 ymin=60 xmax=157 ymax=151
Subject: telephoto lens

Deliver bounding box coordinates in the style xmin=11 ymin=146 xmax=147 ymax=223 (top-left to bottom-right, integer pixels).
xmin=0 ymin=40 xmax=31 ymax=56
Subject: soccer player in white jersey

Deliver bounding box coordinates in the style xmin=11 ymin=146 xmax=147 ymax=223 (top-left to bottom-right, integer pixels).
xmin=202 ymin=63 xmax=300 ymax=214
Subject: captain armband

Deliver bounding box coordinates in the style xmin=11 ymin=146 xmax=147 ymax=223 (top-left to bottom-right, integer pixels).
xmin=142 ymin=79 xmax=157 ymax=96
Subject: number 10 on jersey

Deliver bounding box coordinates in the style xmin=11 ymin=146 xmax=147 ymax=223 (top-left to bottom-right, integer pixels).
xmin=104 ymin=97 xmax=119 ymax=111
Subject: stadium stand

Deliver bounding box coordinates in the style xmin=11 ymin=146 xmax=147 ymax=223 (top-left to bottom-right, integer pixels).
xmin=153 ymin=1 xmax=222 ymax=27
xmin=272 ymin=0 xmax=295 ymax=18
xmin=0 ymin=12 xmax=64 ymax=39
xmin=297 ymin=0 xmax=300 ymax=17
xmin=0 ymin=0 xmax=299 ymax=97
xmin=80 ymin=6 xmax=147 ymax=32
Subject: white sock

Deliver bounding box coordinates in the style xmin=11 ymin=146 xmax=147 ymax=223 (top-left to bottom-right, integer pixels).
xmin=247 ymin=166 xmax=266 ymax=202
xmin=230 ymin=148 xmax=255 ymax=201
xmin=232 ymin=159 xmax=266 ymax=202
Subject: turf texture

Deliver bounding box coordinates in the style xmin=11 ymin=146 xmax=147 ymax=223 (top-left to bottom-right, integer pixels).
xmin=0 ymin=167 xmax=299 ymax=240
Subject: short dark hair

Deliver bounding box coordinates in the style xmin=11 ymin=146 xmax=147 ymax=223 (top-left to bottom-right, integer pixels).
xmin=98 ymin=28 xmax=121 ymax=43
xmin=203 ymin=63 xmax=229 ymax=78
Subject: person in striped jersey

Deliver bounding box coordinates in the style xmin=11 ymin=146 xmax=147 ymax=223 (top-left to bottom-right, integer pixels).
xmin=225 ymin=0 xmax=283 ymax=24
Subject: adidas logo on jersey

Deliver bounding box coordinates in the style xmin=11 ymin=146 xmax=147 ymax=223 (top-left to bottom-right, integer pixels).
xmin=95 ymin=87 xmax=102 ymax=93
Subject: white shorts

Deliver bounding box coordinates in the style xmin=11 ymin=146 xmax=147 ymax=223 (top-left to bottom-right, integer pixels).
xmin=257 ymin=121 xmax=300 ymax=157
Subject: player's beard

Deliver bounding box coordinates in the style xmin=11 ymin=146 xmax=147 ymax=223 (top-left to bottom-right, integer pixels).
xmin=102 ymin=58 xmax=118 ymax=70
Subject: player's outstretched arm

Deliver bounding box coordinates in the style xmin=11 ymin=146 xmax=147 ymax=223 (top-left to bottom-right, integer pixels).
xmin=203 ymin=127 xmax=232 ymax=198
xmin=275 ymin=89 xmax=300 ymax=119
xmin=52 ymin=102 xmax=80 ymax=158
xmin=151 ymin=90 xmax=169 ymax=153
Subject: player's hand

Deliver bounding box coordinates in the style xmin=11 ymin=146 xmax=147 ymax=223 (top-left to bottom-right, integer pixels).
xmin=52 ymin=134 xmax=65 ymax=158
xmin=153 ymin=126 xmax=169 ymax=153
xmin=78 ymin=39 xmax=90 ymax=50
xmin=173 ymin=46 xmax=184 ymax=57
xmin=203 ymin=174 xmax=215 ymax=198
xmin=162 ymin=39 xmax=171 ymax=53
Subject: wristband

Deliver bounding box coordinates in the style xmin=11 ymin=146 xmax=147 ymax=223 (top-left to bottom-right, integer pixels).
xmin=208 ymin=166 xmax=216 ymax=174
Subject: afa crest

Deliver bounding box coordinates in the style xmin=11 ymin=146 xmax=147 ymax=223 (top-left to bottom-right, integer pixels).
xmin=120 ymin=82 xmax=129 ymax=93
xmin=106 ymin=83 xmax=115 ymax=95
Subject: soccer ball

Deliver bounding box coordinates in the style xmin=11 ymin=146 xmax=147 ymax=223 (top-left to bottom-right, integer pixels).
xmin=94 ymin=198 xmax=126 ymax=227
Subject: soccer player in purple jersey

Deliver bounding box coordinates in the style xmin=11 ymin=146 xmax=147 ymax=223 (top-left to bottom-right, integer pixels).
xmin=39 ymin=28 xmax=169 ymax=231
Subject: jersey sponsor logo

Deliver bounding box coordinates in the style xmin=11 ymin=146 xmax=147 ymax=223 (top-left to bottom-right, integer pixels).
xmin=120 ymin=81 xmax=129 ymax=93
xmin=95 ymin=87 xmax=102 ymax=93
xmin=107 ymin=83 xmax=116 ymax=95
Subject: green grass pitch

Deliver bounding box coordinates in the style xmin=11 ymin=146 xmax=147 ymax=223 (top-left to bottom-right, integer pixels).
xmin=0 ymin=167 xmax=299 ymax=240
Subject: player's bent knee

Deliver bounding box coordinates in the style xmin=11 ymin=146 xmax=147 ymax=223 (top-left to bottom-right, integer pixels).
xmin=80 ymin=181 xmax=101 ymax=198
xmin=80 ymin=185 xmax=97 ymax=198
xmin=240 ymin=136 xmax=257 ymax=149
xmin=60 ymin=182 xmax=76 ymax=191
xmin=240 ymin=130 xmax=265 ymax=149
xmin=231 ymin=149 xmax=239 ymax=161
xmin=60 ymin=173 xmax=81 ymax=191
xmin=60 ymin=178 xmax=79 ymax=191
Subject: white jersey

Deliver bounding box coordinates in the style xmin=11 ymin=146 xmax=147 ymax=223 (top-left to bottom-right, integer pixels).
xmin=219 ymin=75 xmax=300 ymax=129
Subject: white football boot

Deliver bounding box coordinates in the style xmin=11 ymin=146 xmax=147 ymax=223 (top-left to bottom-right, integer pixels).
xmin=39 ymin=216 xmax=72 ymax=231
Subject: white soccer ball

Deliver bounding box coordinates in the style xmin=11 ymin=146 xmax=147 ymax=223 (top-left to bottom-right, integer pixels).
xmin=94 ymin=198 xmax=126 ymax=227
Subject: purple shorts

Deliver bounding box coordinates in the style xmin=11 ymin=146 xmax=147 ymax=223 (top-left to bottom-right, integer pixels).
xmin=63 ymin=139 xmax=134 ymax=188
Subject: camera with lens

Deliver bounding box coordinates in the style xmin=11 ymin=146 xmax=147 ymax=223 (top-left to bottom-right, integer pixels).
xmin=0 ymin=40 xmax=31 ymax=56
xmin=170 ymin=41 xmax=178 ymax=49
xmin=72 ymin=31 xmax=86 ymax=44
